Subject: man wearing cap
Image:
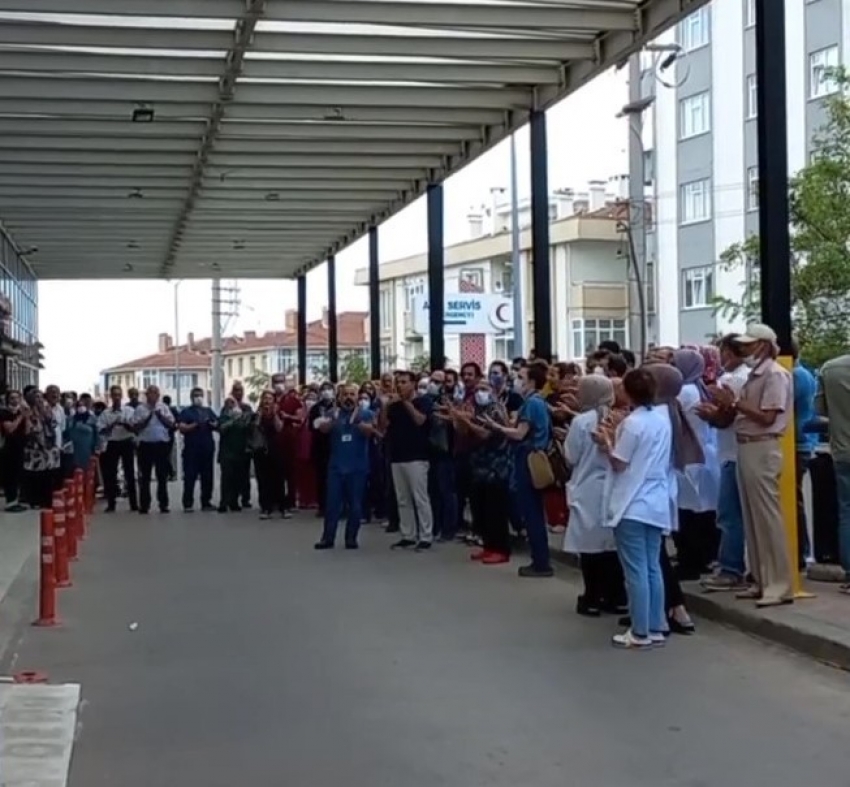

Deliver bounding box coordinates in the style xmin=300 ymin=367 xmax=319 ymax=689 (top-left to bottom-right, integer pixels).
xmin=714 ymin=323 xmax=794 ymax=607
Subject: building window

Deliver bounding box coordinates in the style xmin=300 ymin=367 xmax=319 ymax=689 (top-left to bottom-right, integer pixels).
xmin=680 ymin=6 xmax=710 ymax=51
xmin=227 ymin=358 xmax=233 ymax=378
xmin=237 ymin=357 xmax=244 ymax=377
xmin=645 ymin=260 xmax=656 ymax=314
xmin=493 ymin=333 xmax=515 ymax=362
xmin=746 ymin=74 xmax=758 ymax=119
xmin=570 ymin=318 xmax=628 ymax=360
xmin=163 ymin=372 xmax=199 ymax=390
xmin=404 ymin=277 xmax=425 ymax=312
xmin=679 ymin=179 xmax=711 ymax=224
xmin=459 ymin=268 xmax=484 ymax=291
xmin=679 ymin=91 xmax=710 ymax=139
xmin=249 ymin=355 xmax=256 ymax=371
xmin=810 ymin=46 xmax=839 ymax=99
xmin=747 ymin=166 xmax=760 ymax=211
xmin=682 ymin=266 xmax=715 ymax=308
xmin=745 ymin=0 xmax=755 ymax=28
xmin=379 ymin=289 xmax=392 ymax=331
xmin=140 ymin=370 xmax=159 ymax=389
xmin=272 ymin=348 xmax=295 ymax=374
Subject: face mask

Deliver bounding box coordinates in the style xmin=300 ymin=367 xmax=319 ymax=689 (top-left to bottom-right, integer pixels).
xmin=321 ymin=389 xmax=334 ymax=402
xmin=306 ymin=397 xmax=318 ymax=407
xmin=359 ymin=399 xmax=370 ymax=411
xmin=475 ymin=391 xmax=491 ymax=407
xmin=489 ymin=372 xmax=504 ymax=387
xmin=454 ymin=387 xmax=465 ymax=402
xmin=744 ymin=354 xmax=759 ymax=369
xmin=192 ymin=396 xmax=203 ymax=406
xmin=273 ymin=384 xmax=285 ymax=393
xmin=514 ymin=378 xmax=525 ymax=395
xmin=417 ymin=385 xmax=429 ymax=396
xmin=76 ymin=406 xmax=88 ymax=415
xmin=427 ymin=382 xmax=441 ymax=397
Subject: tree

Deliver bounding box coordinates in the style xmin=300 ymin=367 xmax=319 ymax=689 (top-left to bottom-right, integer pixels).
xmin=339 ymin=352 xmax=370 ymax=384
xmin=243 ymin=369 xmax=270 ymax=404
xmin=715 ymin=68 xmax=850 ymax=367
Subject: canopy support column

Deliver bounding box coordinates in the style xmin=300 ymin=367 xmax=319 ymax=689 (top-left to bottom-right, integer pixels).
xmin=529 ymin=108 xmax=552 ymax=361
xmin=327 ymin=254 xmax=338 ymax=383
xmin=369 ymin=226 xmax=381 ymax=379
xmin=297 ymin=274 xmax=307 ymax=387
xmin=427 ymin=182 xmax=445 ymax=371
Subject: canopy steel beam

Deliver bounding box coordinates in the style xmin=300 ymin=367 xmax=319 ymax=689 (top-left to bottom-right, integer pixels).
xmin=212 ymin=139 xmax=461 ymax=156
xmin=0 ymin=118 xmax=208 ymax=138
xmin=0 ymin=77 xmax=532 ymax=110
xmin=0 ymin=176 xmax=412 ymax=192
xmin=162 ymin=0 xmax=267 ymax=277
xmin=206 ymin=153 xmax=440 ymax=168
xmin=0 ymin=151 xmax=196 ymax=165
xmin=0 ymin=136 xmax=200 ymax=153
xmin=0 ymin=50 xmax=562 ymax=86
xmin=0 ymin=0 xmax=635 ymax=30
xmin=0 ymin=23 xmax=234 ymax=51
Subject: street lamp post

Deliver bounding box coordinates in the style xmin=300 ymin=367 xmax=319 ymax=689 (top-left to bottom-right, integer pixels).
xmin=172 ymin=280 xmax=182 ymax=406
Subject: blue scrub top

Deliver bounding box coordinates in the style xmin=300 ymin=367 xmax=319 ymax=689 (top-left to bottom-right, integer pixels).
xmin=793 ymin=363 xmax=817 ymax=454
xmin=178 ymin=406 xmax=217 ymax=453
xmin=329 ymin=407 xmax=375 ymax=474
xmin=517 ymin=393 xmax=551 ymax=452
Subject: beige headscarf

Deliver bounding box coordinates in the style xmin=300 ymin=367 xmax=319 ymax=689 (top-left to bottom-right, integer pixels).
xmin=644 ymin=364 xmax=705 ymax=470
xmin=577 ymin=375 xmax=615 ymax=422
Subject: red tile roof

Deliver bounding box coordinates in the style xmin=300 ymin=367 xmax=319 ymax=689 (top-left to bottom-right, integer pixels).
xmin=104 ymin=312 xmax=369 ymax=373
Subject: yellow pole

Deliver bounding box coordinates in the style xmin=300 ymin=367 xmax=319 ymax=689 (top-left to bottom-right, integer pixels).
xmin=777 ymin=355 xmax=815 ymax=599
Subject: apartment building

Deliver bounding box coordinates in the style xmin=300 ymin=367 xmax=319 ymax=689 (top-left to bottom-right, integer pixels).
xmin=102 ymin=310 xmax=369 ymax=403
xmin=355 ymin=180 xmax=643 ymax=367
xmin=645 ymin=0 xmax=829 ymax=345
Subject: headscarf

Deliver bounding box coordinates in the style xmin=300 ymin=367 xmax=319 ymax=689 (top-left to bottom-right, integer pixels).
xmin=644 ymin=364 xmax=705 ymax=470
xmin=577 ymin=375 xmax=614 ymax=422
xmin=672 ymin=348 xmax=710 ymax=402
xmin=682 ymin=343 xmax=721 ymax=385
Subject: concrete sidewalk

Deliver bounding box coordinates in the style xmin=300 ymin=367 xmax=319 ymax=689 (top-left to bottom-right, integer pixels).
xmin=0 ymin=510 xmax=39 ymax=607
xmin=549 ymin=535 xmax=850 ymax=671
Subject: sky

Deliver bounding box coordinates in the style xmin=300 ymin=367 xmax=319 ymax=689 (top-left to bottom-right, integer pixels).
xmin=39 ymin=67 xmax=629 ymax=391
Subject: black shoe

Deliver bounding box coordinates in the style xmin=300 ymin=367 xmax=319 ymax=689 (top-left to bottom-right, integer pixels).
xmin=576 ymin=595 xmax=601 ymax=618
xmin=230 ymin=505 xmax=242 ymax=512
xmin=130 ymin=504 xmax=139 ymax=512
xmin=217 ymin=506 xmax=228 ymax=514
xmin=183 ymin=507 xmax=194 ymax=513
xmin=160 ymin=507 xmax=170 ymax=514
xmin=385 ymin=524 xmax=400 ymax=534
xmin=314 ymin=541 xmax=334 ymax=551
xmin=600 ymin=602 xmax=630 ymax=616
xmin=241 ymin=502 xmax=252 ymax=510
xmin=201 ymin=504 xmax=216 ymax=512
xmin=345 ymin=542 xmax=359 ymax=550
xmin=281 ymin=510 xmax=293 ymax=520
xmin=391 ymin=539 xmax=416 ymax=550
xmin=668 ymin=616 xmax=696 ymax=636
xmin=414 ymin=541 xmax=432 ymax=552
xmin=518 ymin=564 xmax=554 ymax=578
xmin=139 ymin=509 xmax=149 ymax=515
xmin=104 ymin=504 xmax=116 ymax=513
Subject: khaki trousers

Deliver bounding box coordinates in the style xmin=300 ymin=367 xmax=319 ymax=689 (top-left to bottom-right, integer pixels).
xmin=736 ymin=440 xmax=792 ymax=600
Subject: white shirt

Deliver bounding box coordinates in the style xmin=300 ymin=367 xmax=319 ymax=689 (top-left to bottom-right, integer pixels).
xmin=52 ymin=403 xmax=71 ymax=453
xmin=604 ymin=406 xmax=673 ymax=531
xmin=563 ymin=410 xmax=616 ymax=554
xmin=715 ymin=364 xmax=751 ymax=464
xmin=98 ymin=404 xmax=136 ymax=442
xmin=134 ymin=403 xmax=174 ymax=443
xmin=676 ymin=383 xmax=720 ymax=513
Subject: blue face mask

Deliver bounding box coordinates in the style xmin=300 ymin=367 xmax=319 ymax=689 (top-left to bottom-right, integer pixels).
xmin=359 ymin=399 xmax=370 ymax=411
xmin=489 ymin=372 xmax=504 ymax=388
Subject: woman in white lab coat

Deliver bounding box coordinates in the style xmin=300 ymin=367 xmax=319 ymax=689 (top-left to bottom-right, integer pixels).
xmin=671 ymin=349 xmax=721 ymax=580
xmin=563 ymin=375 xmax=626 ymax=617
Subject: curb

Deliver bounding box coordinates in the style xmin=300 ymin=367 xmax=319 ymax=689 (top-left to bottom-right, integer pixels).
xmin=550 ymin=550 xmax=850 ymax=671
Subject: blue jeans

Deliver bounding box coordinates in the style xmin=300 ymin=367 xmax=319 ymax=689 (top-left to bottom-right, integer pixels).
xmin=513 ymin=453 xmax=551 ymax=570
xmin=716 ymin=461 xmax=746 ymax=577
xmin=835 ymin=460 xmax=850 ymax=579
xmin=429 ymin=456 xmax=457 ymax=539
xmin=321 ymin=469 xmax=367 ymax=546
xmin=614 ymin=518 xmax=667 ymax=637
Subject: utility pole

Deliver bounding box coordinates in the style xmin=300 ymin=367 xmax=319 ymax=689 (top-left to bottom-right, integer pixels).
xmin=509 ymin=133 xmax=524 ymax=358
xmin=210 ymin=279 xmax=240 ymax=410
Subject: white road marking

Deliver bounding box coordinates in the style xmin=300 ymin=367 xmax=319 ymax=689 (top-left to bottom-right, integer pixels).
xmin=0 ymin=682 xmax=80 ymax=787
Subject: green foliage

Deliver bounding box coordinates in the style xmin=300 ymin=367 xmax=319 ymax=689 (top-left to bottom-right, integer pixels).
xmin=339 ymin=353 xmax=370 ymax=385
xmin=243 ymin=369 xmax=270 ymax=404
xmin=715 ymin=67 xmax=850 ymax=367
xmin=410 ymin=353 xmax=431 ymax=373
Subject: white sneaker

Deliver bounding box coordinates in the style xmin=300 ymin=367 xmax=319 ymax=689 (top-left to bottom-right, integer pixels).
xmin=612 ymin=629 xmax=653 ymax=650
xmin=648 ymin=632 xmax=667 ymax=647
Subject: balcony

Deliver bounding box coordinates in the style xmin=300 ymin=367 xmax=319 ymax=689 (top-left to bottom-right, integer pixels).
xmin=403 ymin=310 xmax=421 ymax=339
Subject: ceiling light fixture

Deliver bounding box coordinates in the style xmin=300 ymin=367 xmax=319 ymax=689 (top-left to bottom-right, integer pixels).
xmin=132 ymin=105 xmax=155 ymax=123
xmin=128 ymin=188 xmax=144 ymax=199
xmin=264 ymin=192 xmax=280 ymax=202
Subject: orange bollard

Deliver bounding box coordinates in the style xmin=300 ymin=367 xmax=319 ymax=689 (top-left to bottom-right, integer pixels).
xmin=64 ymin=484 xmax=78 ymax=561
xmin=33 ymin=510 xmax=58 ymax=627
xmin=74 ymin=469 xmax=86 ymax=541
xmin=52 ymin=491 xmax=71 ymax=588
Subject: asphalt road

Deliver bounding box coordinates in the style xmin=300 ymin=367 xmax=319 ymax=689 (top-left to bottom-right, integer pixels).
xmin=5 ymin=507 xmax=850 ymax=787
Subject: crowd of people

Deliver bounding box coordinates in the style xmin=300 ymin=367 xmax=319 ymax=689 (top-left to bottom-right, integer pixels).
xmin=1 ymin=321 xmax=841 ymax=649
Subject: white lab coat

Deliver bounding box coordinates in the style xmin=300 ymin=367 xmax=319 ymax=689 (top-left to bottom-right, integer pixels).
xmin=562 ymin=410 xmax=616 ymax=554
xmin=676 ymin=384 xmax=721 ymax=513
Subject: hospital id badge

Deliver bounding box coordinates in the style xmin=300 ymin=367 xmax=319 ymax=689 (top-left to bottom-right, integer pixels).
xmin=341 ymin=434 xmax=353 ymax=443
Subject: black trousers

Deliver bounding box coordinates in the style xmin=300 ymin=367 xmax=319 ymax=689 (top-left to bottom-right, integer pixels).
xmin=137 ymin=442 xmax=170 ymax=512
xmin=313 ymin=444 xmax=330 ymax=515
xmin=2 ymin=445 xmax=23 ymax=504
xmin=239 ymin=455 xmax=252 ymax=506
xmin=102 ymin=439 xmax=137 ymax=510
xmin=182 ymin=449 xmax=214 ymax=509
xmin=470 ymin=479 xmax=511 ymax=555
xmin=220 ymin=459 xmax=241 ymax=510
xmin=580 ymin=552 xmax=626 ymax=608
xmin=660 ymin=540 xmax=685 ymax=610
xmin=455 ymin=455 xmax=474 ymax=533
xmin=254 ymin=451 xmax=278 ymax=514
xmin=21 ymin=469 xmax=54 ymax=509
xmin=674 ymin=509 xmax=720 ymax=581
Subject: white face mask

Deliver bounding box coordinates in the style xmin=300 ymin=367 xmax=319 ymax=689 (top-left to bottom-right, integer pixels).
xmin=321 ymin=389 xmax=334 ymax=402
xmin=359 ymin=399 xmax=371 ymax=411
xmin=427 ymin=382 xmax=441 ymax=396
xmin=744 ymin=355 xmax=759 ymax=369
xmin=192 ymin=396 xmax=203 ymax=406
xmin=417 ymin=385 xmax=429 ymax=396
xmin=474 ymin=391 xmax=491 ymax=407
xmin=273 ymin=383 xmax=285 ymax=394
xmin=514 ymin=378 xmax=525 ymax=395
xmin=305 ymin=397 xmax=318 ymax=408
xmin=76 ymin=406 xmax=88 ymax=415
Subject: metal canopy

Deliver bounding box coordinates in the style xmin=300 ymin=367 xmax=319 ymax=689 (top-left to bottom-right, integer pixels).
xmin=0 ymin=0 xmax=703 ymax=280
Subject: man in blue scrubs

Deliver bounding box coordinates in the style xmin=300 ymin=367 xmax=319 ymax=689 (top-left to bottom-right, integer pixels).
xmin=314 ymin=384 xmax=375 ymax=550
xmin=177 ymin=387 xmax=218 ymax=512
